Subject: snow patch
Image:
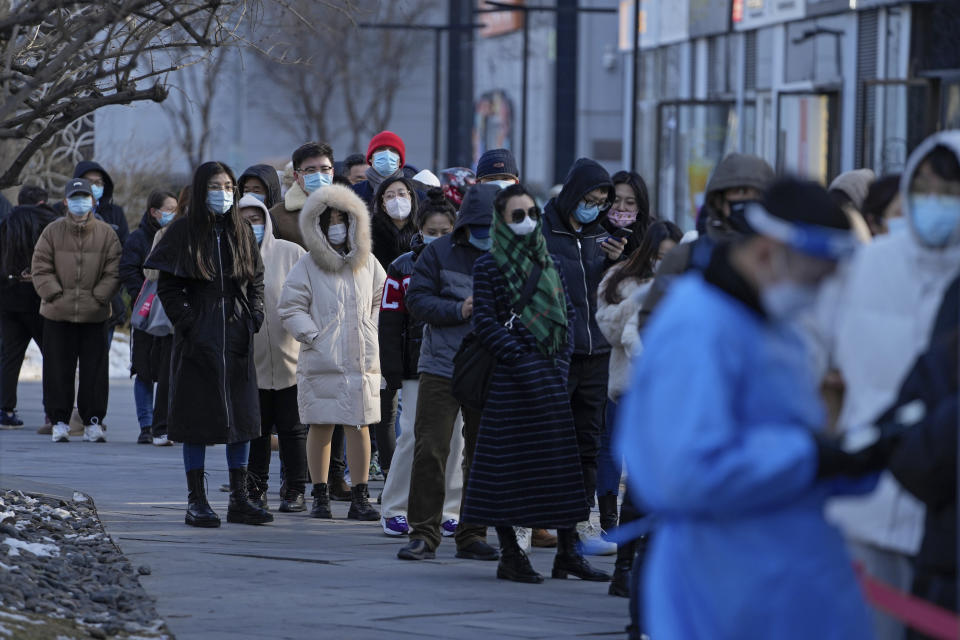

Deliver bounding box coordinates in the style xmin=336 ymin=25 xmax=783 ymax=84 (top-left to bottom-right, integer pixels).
xmin=20 ymin=332 xmax=131 ymax=380
xmin=2 ymin=537 xmax=59 ymax=558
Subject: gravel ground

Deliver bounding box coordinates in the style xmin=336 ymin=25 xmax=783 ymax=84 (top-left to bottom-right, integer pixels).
xmin=0 ymin=489 xmax=170 ymax=639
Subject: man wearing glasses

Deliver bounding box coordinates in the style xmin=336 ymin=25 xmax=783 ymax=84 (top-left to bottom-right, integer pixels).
xmin=269 ymin=142 xmax=336 ymax=248
xmin=541 ymin=158 xmax=626 ymax=553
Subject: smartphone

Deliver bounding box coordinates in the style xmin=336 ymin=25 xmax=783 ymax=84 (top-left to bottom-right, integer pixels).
xmin=607 ymin=227 xmax=633 ymax=240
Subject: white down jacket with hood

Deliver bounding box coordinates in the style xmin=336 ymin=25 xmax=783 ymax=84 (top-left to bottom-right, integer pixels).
xmin=278 ymin=184 xmax=386 ymax=426
xmin=812 ymin=131 xmax=960 ymax=555
xmin=239 ymin=194 xmax=305 ymax=391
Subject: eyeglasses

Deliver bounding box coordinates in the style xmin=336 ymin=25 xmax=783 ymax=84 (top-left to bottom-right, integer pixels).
xmin=298 ymin=165 xmax=334 ymax=175
xmin=582 ymin=197 xmax=611 ymax=211
xmin=508 ymin=206 xmax=540 ymax=224
xmin=207 ymin=183 xmax=234 ymax=192
xmin=384 ymin=191 xmax=411 ymax=201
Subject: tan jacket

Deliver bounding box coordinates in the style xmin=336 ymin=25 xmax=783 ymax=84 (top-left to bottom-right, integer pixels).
xmin=269 ymin=182 xmax=308 ymax=248
xmin=239 ymin=195 xmax=306 ymax=390
xmin=278 ymin=184 xmax=386 ymax=426
xmin=31 ymin=214 xmax=122 ymax=323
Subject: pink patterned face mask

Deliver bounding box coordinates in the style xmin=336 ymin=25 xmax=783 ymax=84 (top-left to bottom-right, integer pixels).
xmin=607 ymin=209 xmax=637 ymax=228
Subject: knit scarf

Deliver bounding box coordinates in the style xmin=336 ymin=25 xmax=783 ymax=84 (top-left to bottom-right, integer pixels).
xmin=365 ymin=165 xmax=403 ymax=193
xmin=490 ymin=211 xmax=568 ymax=356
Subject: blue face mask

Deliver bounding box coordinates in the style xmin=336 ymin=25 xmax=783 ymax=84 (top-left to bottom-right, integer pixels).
xmin=372 ymin=150 xmax=400 ymax=177
xmin=248 ymin=192 xmax=266 ymax=203
xmin=886 ymin=216 xmax=907 ymax=235
xmin=158 ymin=210 xmax=176 ymax=227
xmin=251 ymin=224 xmax=265 ymax=244
xmin=90 ymin=184 xmax=104 ymax=202
xmin=422 ymin=233 xmax=439 ymax=245
xmin=207 ymin=190 xmax=233 ymax=215
xmin=302 ymin=172 xmax=332 ymax=194
xmin=468 ymin=227 xmax=492 ymax=251
xmin=67 ymin=196 xmax=93 ymax=216
xmin=910 ymin=193 xmax=960 ymax=247
xmin=574 ymin=202 xmax=600 ymax=224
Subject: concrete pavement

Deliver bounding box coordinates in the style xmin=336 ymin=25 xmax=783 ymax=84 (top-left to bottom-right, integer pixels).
xmin=0 ymin=381 xmax=629 ymax=639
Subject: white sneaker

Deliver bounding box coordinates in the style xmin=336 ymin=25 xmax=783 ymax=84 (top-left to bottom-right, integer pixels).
xmin=513 ymin=526 xmax=532 ymax=551
xmin=51 ymin=422 xmax=70 ymax=443
xmin=576 ymin=520 xmax=617 ymax=556
xmin=83 ymin=423 xmax=106 ymax=443
xmin=152 ymin=434 xmax=172 ymax=446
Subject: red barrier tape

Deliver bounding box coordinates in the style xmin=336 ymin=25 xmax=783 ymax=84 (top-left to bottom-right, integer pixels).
xmin=854 ymin=562 xmax=960 ymax=640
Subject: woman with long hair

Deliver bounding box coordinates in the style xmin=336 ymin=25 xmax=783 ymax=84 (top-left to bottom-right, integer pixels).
xmin=602 ymin=170 xmax=652 ymax=259
xmin=145 ymin=161 xmax=270 ymax=528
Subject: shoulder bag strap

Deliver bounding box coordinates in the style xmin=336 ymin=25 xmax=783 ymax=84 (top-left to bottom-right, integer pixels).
xmin=505 ymin=263 xmax=542 ymax=329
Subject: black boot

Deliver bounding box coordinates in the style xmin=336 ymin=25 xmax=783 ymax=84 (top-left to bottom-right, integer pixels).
xmin=496 ymin=526 xmax=543 ymax=584
xmin=598 ymin=493 xmax=618 ymax=533
xmin=329 ymin=469 xmax=352 ymax=501
xmin=247 ymin=474 xmax=268 ymax=511
xmin=309 ymin=483 xmax=332 ymax=518
xmin=552 ymin=528 xmax=611 ymax=581
xmin=347 ymin=483 xmax=379 ymax=521
xmin=609 ymin=538 xmax=636 ymax=597
xmin=279 ymin=488 xmax=306 ymax=513
xmin=185 ymin=469 xmax=220 ymax=528
xmin=226 ymin=468 xmax=274 ymax=525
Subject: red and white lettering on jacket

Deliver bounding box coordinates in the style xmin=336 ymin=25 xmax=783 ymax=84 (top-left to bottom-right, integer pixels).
xmin=381 ymin=275 xmax=411 ymax=312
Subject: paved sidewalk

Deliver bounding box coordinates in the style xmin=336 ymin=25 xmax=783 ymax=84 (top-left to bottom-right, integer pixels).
xmin=0 ymin=381 xmax=629 ymax=639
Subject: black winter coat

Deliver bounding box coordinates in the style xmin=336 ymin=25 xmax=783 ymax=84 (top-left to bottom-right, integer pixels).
xmin=0 ymin=204 xmax=58 ymax=312
xmin=144 ymin=217 xmax=265 ymax=445
xmin=378 ymin=235 xmax=427 ymax=389
xmin=119 ymin=210 xmax=163 ymax=379
xmin=239 ymin=164 xmax=282 ymax=210
xmin=372 ymin=212 xmax=418 ymax=270
xmin=541 ymin=158 xmax=616 ymax=356
xmin=72 ymin=161 xmax=129 ymax=245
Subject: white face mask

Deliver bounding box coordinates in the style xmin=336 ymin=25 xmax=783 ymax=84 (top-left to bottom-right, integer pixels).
xmin=327 ymin=223 xmax=347 ymax=246
xmin=385 ymin=197 xmax=411 ymax=221
xmin=507 ymin=215 xmax=537 ymax=236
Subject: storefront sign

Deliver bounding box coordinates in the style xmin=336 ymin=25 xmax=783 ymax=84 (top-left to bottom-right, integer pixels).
xmin=734 ymin=0 xmax=806 ymax=30
xmin=478 ymin=0 xmax=524 ymax=38
xmin=805 ymin=0 xmax=850 ymax=16
xmin=690 ymin=0 xmax=731 ymax=37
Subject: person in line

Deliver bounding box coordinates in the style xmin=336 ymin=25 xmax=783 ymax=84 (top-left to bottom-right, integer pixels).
xmin=343 ymin=154 xmax=368 ymax=185
xmin=617 ymin=177 xmax=884 ymax=639
xmin=237 ymin=194 xmax=309 ymax=513
xmin=861 ymin=174 xmax=904 ymax=236
xmin=828 ymin=168 xmax=875 ymax=244
xmin=278 ymin=183 xmax=385 ymax=522
xmin=119 ymin=190 xmax=178 ymax=444
xmin=475 ymin=148 xmax=519 ymax=188
xmin=378 ymin=189 xmax=463 ymax=537
xmin=463 ymin=183 xmax=609 ymax=585
xmin=810 ymin=131 xmax=960 ymax=640
xmin=239 ymin=164 xmax=283 ymax=210
xmin=541 ymin=158 xmax=626 ymax=555
xmin=270 ymin=142 xmax=336 ymax=247
xmin=0 ymin=185 xmax=57 ymax=428
xmin=396 ymin=184 xmax=501 ymax=562
xmin=601 ymin=171 xmax=652 ymax=259
xmin=31 ymin=178 xmax=121 ymax=443
xmin=351 ymin=131 xmax=423 ymax=210
xmin=145 ymin=161 xmax=270 ymax=528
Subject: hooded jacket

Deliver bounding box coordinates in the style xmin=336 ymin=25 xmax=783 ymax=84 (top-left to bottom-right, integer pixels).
xmin=240 ymin=194 xmax=306 ymax=390
xmin=378 ymin=234 xmax=428 ymax=389
xmin=31 ymin=213 xmax=122 ymax=323
xmin=278 ymin=184 xmax=386 ymax=426
xmin=541 ymin=158 xmax=615 ymax=356
xmin=0 ymin=204 xmax=58 ymax=313
xmin=118 ymin=210 xmax=162 ymax=301
xmin=72 ymin=161 xmax=129 ymax=245
xmin=239 ymin=164 xmax=282 ymax=210
xmin=405 ymin=184 xmax=497 ymax=379
xmin=812 ymin=131 xmax=960 ymax=555
xmin=596 ymin=267 xmax=649 ymax=399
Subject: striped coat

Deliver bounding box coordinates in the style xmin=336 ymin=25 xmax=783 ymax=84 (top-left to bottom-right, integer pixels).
xmin=461 ymin=254 xmax=590 ymax=528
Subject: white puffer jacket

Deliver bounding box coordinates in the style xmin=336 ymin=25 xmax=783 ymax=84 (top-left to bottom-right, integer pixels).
xmin=241 ymin=194 xmax=305 ymax=391
xmin=812 ymin=131 xmax=960 ymax=555
xmin=596 ymin=266 xmax=649 ymax=400
xmin=278 ymin=184 xmax=386 ymax=426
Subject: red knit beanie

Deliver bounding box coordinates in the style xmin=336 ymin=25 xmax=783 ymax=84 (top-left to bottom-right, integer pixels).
xmin=366 ymin=131 xmax=406 ymax=167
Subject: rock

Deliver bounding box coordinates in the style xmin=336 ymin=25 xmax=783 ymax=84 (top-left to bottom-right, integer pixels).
xmin=137 ymin=565 xmax=151 ymax=576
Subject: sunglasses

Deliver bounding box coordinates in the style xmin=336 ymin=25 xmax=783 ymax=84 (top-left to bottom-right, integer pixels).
xmin=508 ymin=206 xmax=540 ymax=224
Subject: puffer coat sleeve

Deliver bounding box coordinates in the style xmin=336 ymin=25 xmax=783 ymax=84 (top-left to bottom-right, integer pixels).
xmin=406 ymin=243 xmax=465 ymax=326
xmin=30 ymin=230 xmax=61 ymax=302
xmin=277 ymin=257 xmax=320 ymax=344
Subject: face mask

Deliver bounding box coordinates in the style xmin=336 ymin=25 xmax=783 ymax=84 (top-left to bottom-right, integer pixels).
xmin=761 ymin=281 xmax=819 ymax=321
xmin=67 ymin=196 xmax=93 ymax=217
xmin=574 ymin=202 xmax=600 ymax=224
xmin=886 ymin=216 xmax=908 ymax=235
xmin=422 ymin=233 xmax=440 ymax=245
xmin=386 ymin=197 xmax=412 ymax=220
xmin=507 ymin=215 xmax=538 ymax=236
xmin=207 ymin=190 xmax=233 ymax=215
xmin=909 ymin=194 xmax=960 ymax=247
xmin=327 ymin=223 xmax=347 ymax=246
xmin=468 ymin=233 xmax=492 ymax=251
xmin=249 ymin=192 xmax=266 ymax=203
xmin=251 ymin=224 xmax=265 ymax=244
xmin=372 ymin=150 xmax=400 ymax=177
xmin=158 ymin=210 xmax=176 ymax=227
xmin=302 ymin=172 xmax=332 ymax=194
xmin=90 ymin=185 xmax=104 ymax=202
xmin=488 ymin=179 xmax=515 ymax=190
xmin=607 ymin=209 xmax=637 ymax=228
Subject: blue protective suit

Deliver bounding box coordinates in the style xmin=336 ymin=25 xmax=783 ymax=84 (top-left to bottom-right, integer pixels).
xmin=617 ymin=274 xmax=875 ymax=640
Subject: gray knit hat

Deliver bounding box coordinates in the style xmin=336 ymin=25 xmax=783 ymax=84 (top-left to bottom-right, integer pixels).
xmin=705 ymin=153 xmax=775 ymax=197
xmin=828 ymin=168 xmax=876 ymax=211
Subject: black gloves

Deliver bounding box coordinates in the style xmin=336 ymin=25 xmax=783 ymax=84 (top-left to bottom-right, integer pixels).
xmin=813 ymin=429 xmax=902 ymax=480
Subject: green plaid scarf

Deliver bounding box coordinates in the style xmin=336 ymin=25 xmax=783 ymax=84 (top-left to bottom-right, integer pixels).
xmin=490 ymin=211 xmax=568 ymax=356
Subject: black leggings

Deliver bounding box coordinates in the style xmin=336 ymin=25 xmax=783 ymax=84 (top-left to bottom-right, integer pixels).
xmin=370 ymin=387 xmax=398 ymax=471
xmin=0 ymin=309 xmax=43 ymax=411
xmin=248 ymin=386 xmax=308 ymax=495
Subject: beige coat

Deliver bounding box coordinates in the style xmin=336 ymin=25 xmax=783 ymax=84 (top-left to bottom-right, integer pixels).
xmin=596 ymin=266 xmax=649 ymax=400
xmin=268 ymin=182 xmax=308 ymax=248
xmin=240 ymin=194 xmax=306 ymax=390
xmin=31 ymin=214 xmax=122 ymax=323
xmin=278 ymin=184 xmax=386 ymax=426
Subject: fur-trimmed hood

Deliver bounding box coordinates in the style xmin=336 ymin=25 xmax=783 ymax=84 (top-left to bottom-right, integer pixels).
xmin=299 ymin=184 xmax=372 ymax=272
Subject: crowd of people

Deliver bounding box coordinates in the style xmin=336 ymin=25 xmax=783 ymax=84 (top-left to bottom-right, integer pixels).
xmin=1 ymin=126 xmax=958 ymax=639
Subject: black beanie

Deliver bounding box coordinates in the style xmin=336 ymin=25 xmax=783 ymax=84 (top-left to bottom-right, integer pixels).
xmin=762 ymin=177 xmax=850 ymax=231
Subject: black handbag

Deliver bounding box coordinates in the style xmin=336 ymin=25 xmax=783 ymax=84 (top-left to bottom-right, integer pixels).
xmin=451 ymin=264 xmax=542 ymax=411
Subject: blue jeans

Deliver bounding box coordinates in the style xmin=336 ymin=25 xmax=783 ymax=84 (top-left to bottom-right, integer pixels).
xmin=133 ymin=375 xmax=153 ymax=428
xmin=182 ymin=442 xmax=251 ymax=472
xmin=597 ymin=397 xmax=622 ymax=497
